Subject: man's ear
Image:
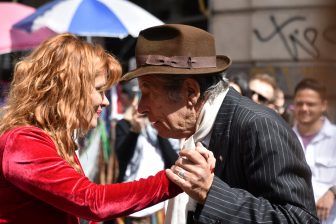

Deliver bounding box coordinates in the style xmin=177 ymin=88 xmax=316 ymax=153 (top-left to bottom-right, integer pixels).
xmin=322 ymin=99 xmax=328 ymax=114
xmin=184 ymin=78 xmax=201 ymax=106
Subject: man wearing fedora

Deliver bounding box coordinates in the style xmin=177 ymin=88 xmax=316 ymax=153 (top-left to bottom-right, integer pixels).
xmin=122 ymin=24 xmax=318 ymax=223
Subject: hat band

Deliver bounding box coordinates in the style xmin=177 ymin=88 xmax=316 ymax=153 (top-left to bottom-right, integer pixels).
xmin=136 ymin=55 xmax=216 ymax=69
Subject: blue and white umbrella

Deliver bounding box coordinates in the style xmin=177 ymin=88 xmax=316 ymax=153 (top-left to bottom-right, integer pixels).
xmin=14 ymin=0 xmax=163 ymax=38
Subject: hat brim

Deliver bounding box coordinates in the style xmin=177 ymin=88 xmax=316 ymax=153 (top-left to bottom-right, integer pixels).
xmin=122 ymin=55 xmax=232 ymax=81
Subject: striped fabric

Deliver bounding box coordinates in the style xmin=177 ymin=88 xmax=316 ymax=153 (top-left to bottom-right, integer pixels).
xmin=13 ymin=0 xmax=163 ymax=38
xmin=192 ymin=88 xmax=319 ymax=224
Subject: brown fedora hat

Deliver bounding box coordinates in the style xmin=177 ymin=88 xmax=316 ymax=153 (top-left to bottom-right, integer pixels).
xmin=122 ymin=24 xmax=231 ymax=81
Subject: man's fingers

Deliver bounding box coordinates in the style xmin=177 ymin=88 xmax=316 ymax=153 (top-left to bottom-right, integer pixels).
xmin=175 ymin=158 xmax=202 ymax=175
xmin=317 ymin=206 xmax=329 ymax=221
xmin=317 ymin=207 xmax=323 ymax=220
xmin=195 ymin=142 xmax=209 ymax=159
xmin=167 ymin=159 xmax=215 ymax=204
xmin=194 ymin=143 xmax=216 ymax=172
xmin=165 ymin=168 xmax=191 ymax=189
xmin=321 ymin=208 xmax=327 ymax=220
xmin=322 ymin=207 xmax=330 ymax=221
xmin=178 ymin=149 xmax=215 ymax=174
xmin=175 ymin=167 xmax=187 ymax=180
xmin=165 ymin=168 xmax=180 ymax=183
xmin=179 ymin=149 xmax=207 ymax=166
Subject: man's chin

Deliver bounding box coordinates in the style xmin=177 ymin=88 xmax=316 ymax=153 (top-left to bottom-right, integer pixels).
xmin=156 ymin=130 xmax=171 ymax=138
xmin=157 ymin=129 xmax=180 ymax=139
xmin=299 ymin=119 xmax=314 ymax=126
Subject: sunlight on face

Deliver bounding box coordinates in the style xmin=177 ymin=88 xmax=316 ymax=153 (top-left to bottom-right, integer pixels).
xmin=249 ymin=79 xmax=274 ymax=105
xmin=137 ymin=76 xmax=197 ymax=138
xmin=294 ymin=89 xmax=327 ymax=126
xmin=89 ymin=74 xmax=109 ymax=128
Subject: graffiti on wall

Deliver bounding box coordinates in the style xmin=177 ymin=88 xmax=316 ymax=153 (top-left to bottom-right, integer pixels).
xmin=253 ymin=15 xmax=336 ymax=61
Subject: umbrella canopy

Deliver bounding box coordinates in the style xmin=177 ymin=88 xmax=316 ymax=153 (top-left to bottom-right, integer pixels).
xmin=0 ymin=2 xmax=56 ymax=55
xmin=14 ymin=0 xmax=164 ymax=38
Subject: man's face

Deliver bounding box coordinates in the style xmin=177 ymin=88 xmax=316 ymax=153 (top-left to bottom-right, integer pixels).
xmin=137 ymin=75 xmax=198 ymax=139
xmin=249 ymin=79 xmax=275 ymax=106
xmin=294 ymin=88 xmax=327 ymax=126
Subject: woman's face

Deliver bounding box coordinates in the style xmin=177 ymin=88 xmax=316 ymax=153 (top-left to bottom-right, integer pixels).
xmin=89 ymin=73 xmax=110 ymax=128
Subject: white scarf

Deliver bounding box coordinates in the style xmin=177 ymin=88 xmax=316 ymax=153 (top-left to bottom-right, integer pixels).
xmin=165 ymin=88 xmax=228 ymax=224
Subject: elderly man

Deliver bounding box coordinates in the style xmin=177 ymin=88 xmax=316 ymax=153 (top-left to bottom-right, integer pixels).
xmin=122 ymin=24 xmax=318 ymax=224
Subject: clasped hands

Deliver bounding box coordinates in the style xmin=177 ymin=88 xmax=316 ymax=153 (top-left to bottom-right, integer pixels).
xmin=166 ymin=142 xmax=216 ymax=204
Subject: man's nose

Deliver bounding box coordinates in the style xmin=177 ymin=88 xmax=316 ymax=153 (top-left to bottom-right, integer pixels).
xmin=301 ymin=104 xmax=308 ymax=111
xmin=137 ymin=99 xmax=147 ymax=115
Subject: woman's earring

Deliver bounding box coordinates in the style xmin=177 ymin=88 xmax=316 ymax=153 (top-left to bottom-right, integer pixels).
xmin=188 ymin=101 xmax=193 ymax=106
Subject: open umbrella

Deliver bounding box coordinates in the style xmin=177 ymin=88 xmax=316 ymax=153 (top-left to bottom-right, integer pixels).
xmin=14 ymin=0 xmax=163 ymax=38
xmin=0 ymin=2 xmax=56 ymax=55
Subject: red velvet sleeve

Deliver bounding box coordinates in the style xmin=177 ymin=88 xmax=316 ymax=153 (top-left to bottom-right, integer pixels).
xmin=2 ymin=127 xmax=182 ymax=221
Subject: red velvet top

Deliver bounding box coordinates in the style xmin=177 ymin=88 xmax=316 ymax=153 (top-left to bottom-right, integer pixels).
xmin=0 ymin=126 xmax=181 ymax=224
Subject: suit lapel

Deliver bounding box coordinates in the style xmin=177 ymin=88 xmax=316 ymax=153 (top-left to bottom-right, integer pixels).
xmin=208 ymin=88 xmax=241 ymax=176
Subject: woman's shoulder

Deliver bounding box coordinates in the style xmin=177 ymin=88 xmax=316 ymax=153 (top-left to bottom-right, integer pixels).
xmin=0 ymin=125 xmax=54 ymax=146
xmin=2 ymin=125 xmax=45 ymax=135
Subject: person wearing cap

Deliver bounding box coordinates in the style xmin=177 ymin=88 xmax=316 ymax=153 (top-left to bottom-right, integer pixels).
xmin=122 ymin=24 xmax=318 ymax=223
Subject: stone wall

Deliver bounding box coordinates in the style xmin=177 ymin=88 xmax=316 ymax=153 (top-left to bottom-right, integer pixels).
xmin=209 ymin=0 xmax=336 ymax=120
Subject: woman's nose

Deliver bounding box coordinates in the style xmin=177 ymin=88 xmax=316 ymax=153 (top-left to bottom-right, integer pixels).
xmin=102 ymin=94 xmax=110 ymax=107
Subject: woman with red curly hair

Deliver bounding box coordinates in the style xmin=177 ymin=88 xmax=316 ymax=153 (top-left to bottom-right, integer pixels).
xmin=0 ymin=34 xmax=214 ymax=223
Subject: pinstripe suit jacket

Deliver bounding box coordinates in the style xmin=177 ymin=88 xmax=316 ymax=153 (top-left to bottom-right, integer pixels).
xmin=193 ymin=88 xmax=319 ymax=224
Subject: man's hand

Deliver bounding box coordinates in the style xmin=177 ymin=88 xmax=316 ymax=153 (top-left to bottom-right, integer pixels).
xmin=124 ymin=104 xmax=146 ymax=133
xmin=166 ymin=142 xmax=215 ymax=204
xmin=316 ymin=190 xmax=335 ymax=221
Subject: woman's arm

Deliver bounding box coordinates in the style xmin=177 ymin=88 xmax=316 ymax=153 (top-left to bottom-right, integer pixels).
xmin=2 ymin=127 xmax=181 ymax=221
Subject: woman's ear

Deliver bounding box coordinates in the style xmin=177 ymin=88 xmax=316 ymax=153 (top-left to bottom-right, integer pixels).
xmin=184 ymin=78 xmax=201 ymax=106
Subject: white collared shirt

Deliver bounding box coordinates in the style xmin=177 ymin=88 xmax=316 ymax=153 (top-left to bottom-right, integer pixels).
xmin=293 ymin=118 xmax=336 ymax=224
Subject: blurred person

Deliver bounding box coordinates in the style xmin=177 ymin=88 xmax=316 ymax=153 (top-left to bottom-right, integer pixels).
xmin=268 ymin=87 xmax=288 ymax=116
xmin=114 ymin=81 xmax=179 ymax=224
xmin=0 ymin=33 xmax=216 ymax=224
xmin=0 ymin=81 xmax=10 ymax=107
xmin=122 ymin=24 xmax=318 ymax=224
xmin=293 ymin=78 xmax=336 ymax=223
xmin=249 ymin=73 xmax=277 ymax=108
xmin=272 ymin=87 xmax=296 ymax=125
xmin=226 ymin=72 xmax=250 ymax=97
xmin=118 ymin=79 xmax=139 ymax=114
